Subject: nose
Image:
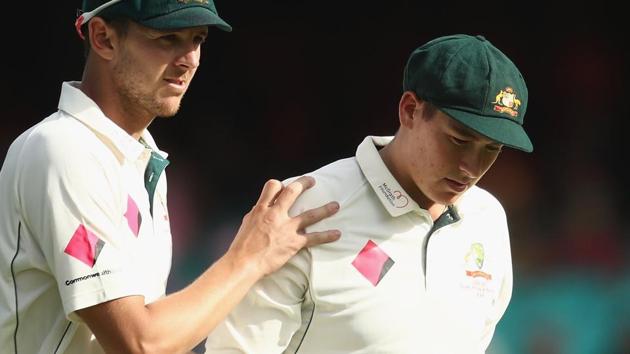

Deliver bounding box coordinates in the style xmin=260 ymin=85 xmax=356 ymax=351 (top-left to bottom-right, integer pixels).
xmin=458 ymin=150 xmax=488 ymax=179
xmin=175 ymin=44 xmax=201 ymax=70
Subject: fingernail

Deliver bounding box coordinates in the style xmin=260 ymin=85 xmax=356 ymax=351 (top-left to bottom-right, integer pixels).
xmin=331 ymin=202 xmax=340 ymax=210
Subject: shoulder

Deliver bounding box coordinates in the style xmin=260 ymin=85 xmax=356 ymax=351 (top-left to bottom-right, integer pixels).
xmin=457 ymin=185 xmax=507 ymax=220
xmin=12 ymin=112 xmax=123 ymax=201
xmin=284 ymin=156 xmax=367 ymax=214
xmin=19 ymin=112 xmax=115 ymax=171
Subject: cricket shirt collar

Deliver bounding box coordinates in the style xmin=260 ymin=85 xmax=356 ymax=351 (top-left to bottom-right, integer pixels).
xmin=355 ymin=136 xmax=420 ymax=217
xmin=57 ymin=81 xmax=169 ymax=163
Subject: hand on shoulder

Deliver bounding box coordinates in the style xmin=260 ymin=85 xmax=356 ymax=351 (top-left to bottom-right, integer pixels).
xmin=225 ymin=176 xmax=341 ymax=276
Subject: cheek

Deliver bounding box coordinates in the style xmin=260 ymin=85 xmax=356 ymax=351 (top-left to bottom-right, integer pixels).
xmin=430 ymin=140 xmax=459 ymax=170
xmin=412 ymin=137 xmax=454 ymax=175
xmin=188 ymin=68 xmax=198 ymax=81
xmin=407 ymin=135 xmax=429 ymax=169
xmin=129 ymin=48 xmax=168 ymax=78
xmin=479 ymin=153 xmax=500 ymax=175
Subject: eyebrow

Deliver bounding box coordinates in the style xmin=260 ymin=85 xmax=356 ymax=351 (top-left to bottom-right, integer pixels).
xmin=449 ymin=120 xmax=478 ymax=138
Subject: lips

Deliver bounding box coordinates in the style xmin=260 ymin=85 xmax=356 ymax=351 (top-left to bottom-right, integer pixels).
xmin=445 ymin=178 xmax=468 ymax=193
xmin=165 ymin=78 xmax=185 ymax=86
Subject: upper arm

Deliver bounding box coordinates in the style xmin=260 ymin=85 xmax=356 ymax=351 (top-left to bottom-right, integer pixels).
xmin=479 ymin=205 xmax=514 ymax=352
xmin=76 ymin=295 xmax=150 ymax=353
xmin=204 ymin=250 xmax=311 ymax=353
xmin=204 ymin=173 xmax=329 ymax=353
xmin=18 ymin=129 xmax=147 ymax=317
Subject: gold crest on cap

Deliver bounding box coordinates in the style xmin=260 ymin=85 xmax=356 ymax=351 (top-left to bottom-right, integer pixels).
xmin=492 ymin=87 xmax=521 ymax=118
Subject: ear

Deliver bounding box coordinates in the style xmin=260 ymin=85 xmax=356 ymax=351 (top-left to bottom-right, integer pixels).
xmin=398 ymin=91 xmax=423 ymax=129
xmin=87 ymin=17 xmax=117 ymax=61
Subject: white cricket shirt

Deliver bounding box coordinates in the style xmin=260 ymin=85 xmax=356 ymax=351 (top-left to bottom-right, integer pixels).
xmin=205 ymin=136 xmax=513 ymax=354
xmin=0 ymin=82 xmax=173 ymax=354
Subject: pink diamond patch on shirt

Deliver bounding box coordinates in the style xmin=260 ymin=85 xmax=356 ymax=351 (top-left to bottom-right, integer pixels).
xmin=124 ymin=195 xmax=141 ymax=237
xmin=64 ymin=224 xmax=104 ymax=268
xmin=352 ymin=240 xmax=395 ymax=286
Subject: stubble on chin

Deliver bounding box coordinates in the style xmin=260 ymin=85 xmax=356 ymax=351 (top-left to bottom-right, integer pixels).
xmin=154 ymin=85 xmax=189 ymax=118
xmin=142 ymin=90 xmax=185 ymax=118
xmin=155 ymin=101 xmax=181 ymax=118
xmin=113 ymin=61 xmax=185 ymax=119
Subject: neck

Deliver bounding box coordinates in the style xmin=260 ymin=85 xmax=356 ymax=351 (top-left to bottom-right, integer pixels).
xmin=80 ymin=61 xmax=153 ymax=140
xmin=379 ymin=138 xmax=445 ymax=221
xmin=427 ymin=203 xmax=447 ymax=221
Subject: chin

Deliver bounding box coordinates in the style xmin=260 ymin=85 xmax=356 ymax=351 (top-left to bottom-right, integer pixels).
xmin=158 ymin=110 xmax=179 ymax=118
xmin=155 ymin=103 xmax=181 ymax=118
xmin=435 ymin=191 xmax=463 ymax=206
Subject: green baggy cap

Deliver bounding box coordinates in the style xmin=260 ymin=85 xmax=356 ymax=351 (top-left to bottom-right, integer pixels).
xmin=403 ymin=34 xmax=532 ymax=152
xmin=81 ymin=0 xmax=232 ymax=32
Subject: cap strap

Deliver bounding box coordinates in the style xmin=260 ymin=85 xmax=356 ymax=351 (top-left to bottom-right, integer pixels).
xmin=75 ymin=0 xmax=123 ymax=40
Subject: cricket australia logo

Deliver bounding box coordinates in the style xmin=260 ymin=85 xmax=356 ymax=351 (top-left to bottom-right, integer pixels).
xmin=464 ymin=243 xmax=492 ymax=280
xmin=492 ymin=87 xmax=521 ymax=118
xmin=461 ymin=242 xmax=496 ymax=298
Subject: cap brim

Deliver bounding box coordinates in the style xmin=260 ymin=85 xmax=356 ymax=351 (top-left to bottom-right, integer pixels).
xmin=440 ymin=107 xmax=533 ymax=152
xmin=139 ymin=7 xmax=232 ymax=32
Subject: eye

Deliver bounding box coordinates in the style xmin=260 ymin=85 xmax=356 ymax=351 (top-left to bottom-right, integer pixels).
xmin=158 ymin=34 xmax=179 ymax=43
xmin=450 ymin=136 xmax=469 ymax=145
xmin=486 ymin=144 xmax=503 ymax=153
xmin=193 ymin=35 xmax=207 ymax=46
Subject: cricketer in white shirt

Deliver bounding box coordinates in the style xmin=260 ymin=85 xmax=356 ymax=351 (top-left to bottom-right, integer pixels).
xmin=0 ymin=82 xmax=172 ymax=354
xmin=205 ymin=136 xmax=513 ymax=354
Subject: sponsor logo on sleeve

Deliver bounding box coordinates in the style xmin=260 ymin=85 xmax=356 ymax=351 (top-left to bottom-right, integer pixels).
xmin=64 ymin=224 xmax=104 ymax=268
xmin=65 ymin=269 xmax=113 ymax=286
xmin=124 ymin=195 xmax=142 ymax=237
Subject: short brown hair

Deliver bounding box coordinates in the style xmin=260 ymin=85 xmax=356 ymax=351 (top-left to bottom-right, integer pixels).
xmin=420 ymin=100 xmax=439 ymax=121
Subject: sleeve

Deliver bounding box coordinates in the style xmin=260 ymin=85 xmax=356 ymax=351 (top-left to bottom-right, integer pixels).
xmin=18 ymin=132 xmax=147 ymax=320
xmin=204 ymin=175 xmax=326 ymax=353
xmin=204 ymin=250 xmax=311 ymax=353
xmin=479 ymin=204 xmax=514 ymax=353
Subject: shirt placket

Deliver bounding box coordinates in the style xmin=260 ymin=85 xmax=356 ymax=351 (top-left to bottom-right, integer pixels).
xmin=423 ymin=206 xmax=460 ymax=290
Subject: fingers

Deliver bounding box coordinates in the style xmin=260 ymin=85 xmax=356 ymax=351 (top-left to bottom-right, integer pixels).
xmin=273 ymin=176 xmax=315 ymax=210
xmin=232 ymin=176 xmax=340 ymax=276
xmin=255 ymin=179 xmax=283 ymax=207
xmin=302 ymin=229 xmax=342 ymax=248
xmin=297 ymin=201 xmax=340 ymax=229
